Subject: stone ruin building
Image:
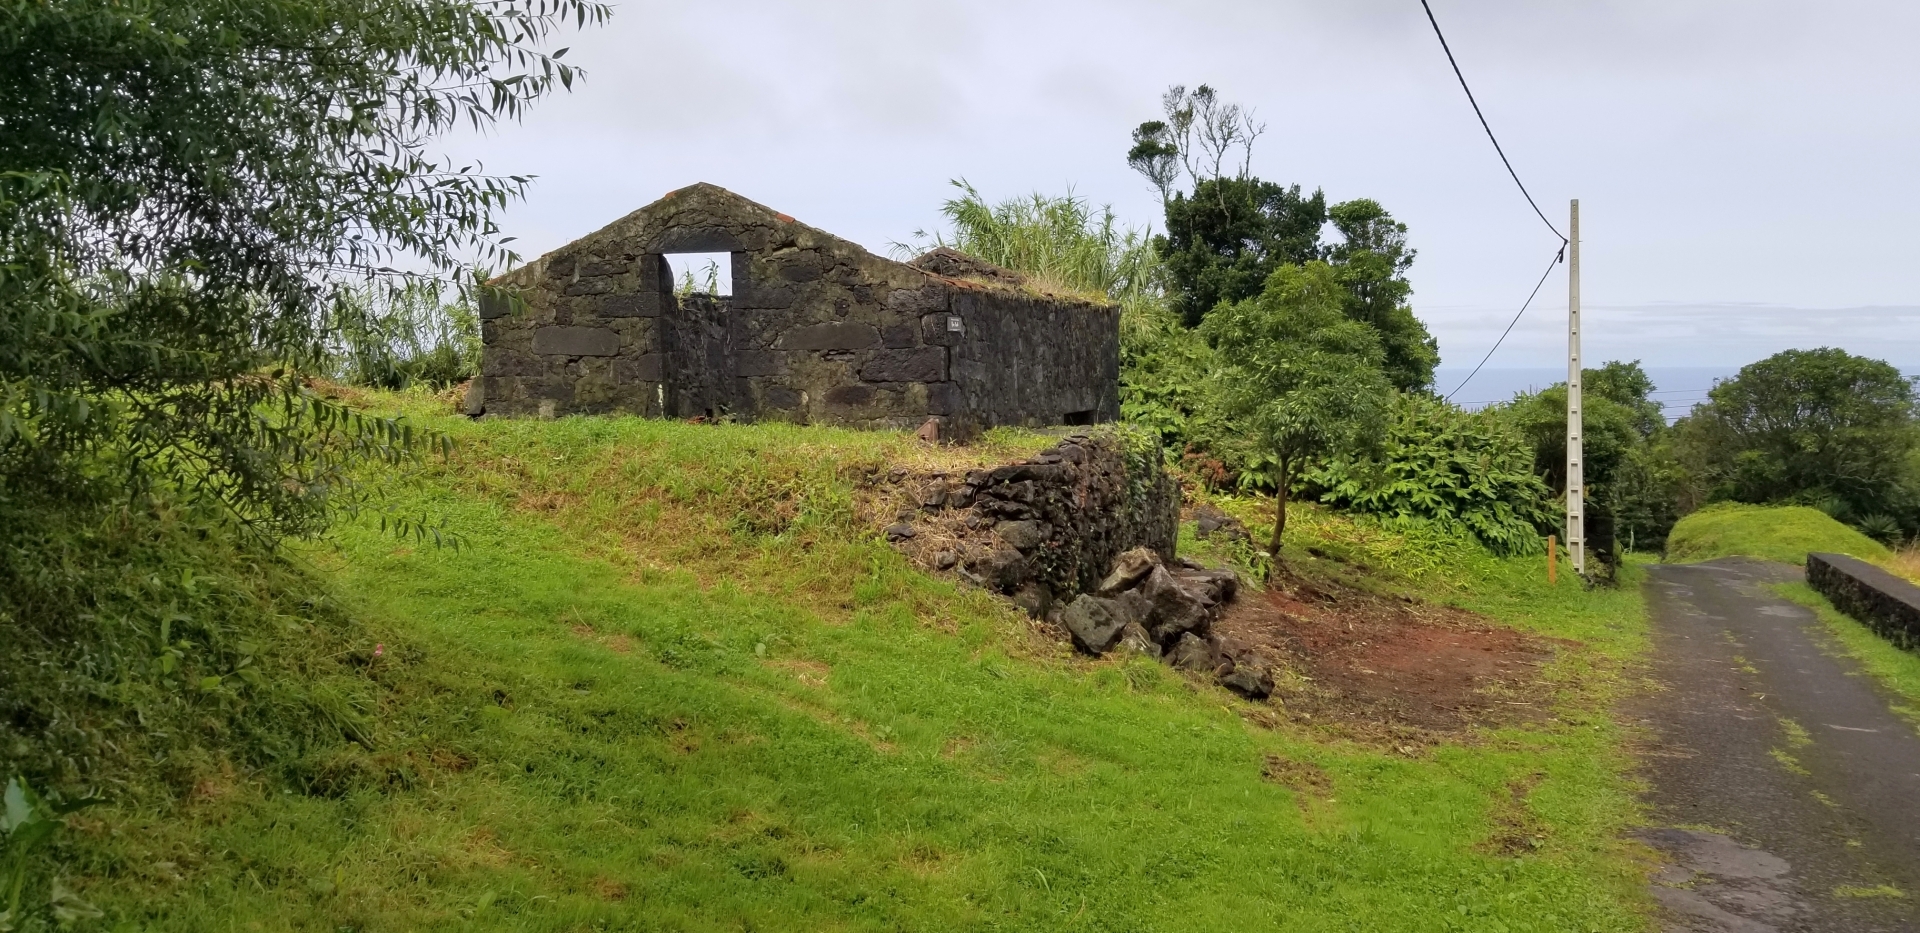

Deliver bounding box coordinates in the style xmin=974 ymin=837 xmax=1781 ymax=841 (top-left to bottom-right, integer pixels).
xmin=468 ymin=183 xmax=1121 ymax=434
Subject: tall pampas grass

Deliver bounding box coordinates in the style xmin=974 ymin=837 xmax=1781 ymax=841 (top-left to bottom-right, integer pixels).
xmin=896 ymin=180 xmax=1162 ymax=313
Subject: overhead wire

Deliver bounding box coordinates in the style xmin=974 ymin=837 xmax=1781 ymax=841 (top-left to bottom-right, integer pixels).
xmin=1419 ymin=0 xmax=1568 ymax=246
xmin=1442 ymin=248 xmax=1565 ymax=402
xmin=1419 ymin=0 xmax=1571 ymax=401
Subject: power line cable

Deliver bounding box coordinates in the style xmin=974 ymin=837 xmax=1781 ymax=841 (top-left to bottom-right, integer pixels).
xmin=1419 ymin=0 xmax=1567 ymax=244
xmin=1443 ymin=246 xmax=1563 ymax=402
xmin=1421 ymin=0 xmax=1571 ymax=399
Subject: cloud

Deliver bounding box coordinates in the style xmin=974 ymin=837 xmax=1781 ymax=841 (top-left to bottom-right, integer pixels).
xmin=1431 ymin=302 xmax=1920 ymax=369
xmin=440 ymin=0 xmax=1920 ymax=371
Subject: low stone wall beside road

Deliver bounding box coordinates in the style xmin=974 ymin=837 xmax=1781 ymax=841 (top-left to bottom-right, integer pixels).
xmin=1806 ymin=552 xmax=1920 ymax=649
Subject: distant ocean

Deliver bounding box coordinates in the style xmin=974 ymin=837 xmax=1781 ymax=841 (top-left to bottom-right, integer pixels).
xmin=1433 ymin=366 xmax=1920 ymax=423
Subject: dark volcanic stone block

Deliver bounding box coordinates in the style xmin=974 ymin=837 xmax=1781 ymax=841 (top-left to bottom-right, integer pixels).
xmin=576 ymin=258 xmax=628 ymax=277
xmin=887 ymin=287 xmax=948 ymax=315
xmin=926 ymin=382 xmax=962 ymax=415
xmin=996 ymin=520 xmax=1051 ymax=551
xmin=613 ymin=354 xmax=663 ymax=382
xmin=782 ymin=322 xmax=879 ymax=351
xmin=860 ymin=347 xmax=947 ymax=383
xmin=882 ymin=322 xmax=918 ymax=349
xmin=595 ymin=292 xmax=660 ymax=318
xmin=1062 ymin=595 xmax=1128 ymax=655
xmin=478 ymin=291 xmax=513 ymax=319
xmin=735 ymin=350 xmax=787 ymax=377
xmin=533 ymin=326 xmax=620 ymax=357
xmin=1807 ymin=552 xmax=1920 ymax=649
xmin=763 ymin=385 xmax=802 ymax=410
xmin=825 ymin=385 xmax=875 ymax=408
xmin=563 ymin=278 xmax=614 ymax=296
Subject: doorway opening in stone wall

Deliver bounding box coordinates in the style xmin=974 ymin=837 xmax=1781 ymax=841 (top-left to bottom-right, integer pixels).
xmin=660 ymin=251 xmax=737 ymax=421
xmin=664 ymin=252 xmax=733 ymax=297
xmin=1063 ymin=410 xmax=1097 ymax=427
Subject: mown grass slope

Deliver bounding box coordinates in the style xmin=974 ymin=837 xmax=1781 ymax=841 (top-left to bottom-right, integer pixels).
xmin=62 ymin=395 xmax=1655 ymax=932
xmin=1666 ymin=502 xmax=1889 ymax=566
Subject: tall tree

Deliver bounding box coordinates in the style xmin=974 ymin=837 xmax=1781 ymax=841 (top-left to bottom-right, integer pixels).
xmin=1159 ymin=178 xmax=1328 ymax=327
xmin=1127 ymin=121 xmax=1181 ymax=206
xmin=1126 ymin=86 xmax=1439 ymax=370
xmin=1584 ymin=359 xmax=1666 ymax=438
xmin=1127 ymin=84 xmax=1324 ymax=326
xmin=1675 ymin=348 xmax=1917 ymax=520
xmin=1326 ymin=199 xmax=1438 ymax=391
xmin=0 ymin=0 xmax=607 ymax=538
xmin=1201 ymin=261 xmax=1392 ymax=569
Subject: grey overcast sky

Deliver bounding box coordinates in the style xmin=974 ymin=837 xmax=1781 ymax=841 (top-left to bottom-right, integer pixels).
xmin=446 ymin=0 xmax=1920 ymax=370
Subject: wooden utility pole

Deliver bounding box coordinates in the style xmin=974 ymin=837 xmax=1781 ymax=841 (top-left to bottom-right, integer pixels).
xmin=1566 ymin=200 xmax=1586 ymax=577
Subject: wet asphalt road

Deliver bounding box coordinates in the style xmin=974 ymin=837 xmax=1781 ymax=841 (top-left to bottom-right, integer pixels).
xmin=1636 ymin=558 xmax=1920 ymax=932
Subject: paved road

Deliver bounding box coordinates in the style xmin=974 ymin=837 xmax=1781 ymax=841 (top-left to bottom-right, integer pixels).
xmin=1635 ymin=558 xmax=1920 ymax=932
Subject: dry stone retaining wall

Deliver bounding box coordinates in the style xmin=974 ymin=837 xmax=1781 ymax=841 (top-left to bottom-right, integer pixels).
xmin=880 ymin=430 xmax=1271 ymax=698
xmin=1806 ymin=552 xmax=1920 ymax=649
xmin=883 ymin=430 xmax=1177 ymax=613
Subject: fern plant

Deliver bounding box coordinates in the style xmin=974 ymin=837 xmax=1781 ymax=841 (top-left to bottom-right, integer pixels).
xmin=1308 ymin=393 xmax=1554 ymax=555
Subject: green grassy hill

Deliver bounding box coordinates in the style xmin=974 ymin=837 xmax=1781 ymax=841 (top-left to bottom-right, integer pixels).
xmin=1666 ymin=502 xmax=1890 ymax=566
xmin=43 ymin=393 xmax=1655 ymax=932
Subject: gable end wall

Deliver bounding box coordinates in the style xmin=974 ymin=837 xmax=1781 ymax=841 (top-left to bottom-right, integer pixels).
xmin=472 ymin=185 xmax=1119 ymax=432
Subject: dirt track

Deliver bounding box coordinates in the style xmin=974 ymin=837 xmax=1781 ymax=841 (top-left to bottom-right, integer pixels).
xmin=1635 ymin=558 xmax=1920 ymax=932
xmin=1215 ymin=573 xmax=1554 ymax=742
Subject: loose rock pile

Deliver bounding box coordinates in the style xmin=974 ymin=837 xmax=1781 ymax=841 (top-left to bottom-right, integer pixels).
xmin=1059 ymin=547 xmax=1274 ymax=699
xmin=876 ymin=433 xmax=1272 ymax=700
xmin=884 ymin=432 xmax=1179 ymax=619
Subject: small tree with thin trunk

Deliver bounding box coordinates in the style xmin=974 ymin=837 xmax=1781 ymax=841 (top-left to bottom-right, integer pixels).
xmin=1201 ymin=261 xmax=1392 ymax=575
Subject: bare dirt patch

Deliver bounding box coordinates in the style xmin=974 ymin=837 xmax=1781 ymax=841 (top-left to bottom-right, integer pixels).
xmin=1262 ymin=754 xmax=1337 ymax=821
xmin=1261 ymin=754 xmax=1332 ymax=796
xmin=1481 ymin=771 xmax=1549 ymax=856
xmin=1217 ymin=569 xmax=1562 ymax=743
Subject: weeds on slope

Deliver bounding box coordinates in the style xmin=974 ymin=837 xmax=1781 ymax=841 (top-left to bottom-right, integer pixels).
xmin=0 ymin=491 xmax=381 ymax=800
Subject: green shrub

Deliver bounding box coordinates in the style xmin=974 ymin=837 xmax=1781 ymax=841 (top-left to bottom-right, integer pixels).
xmin=1666 ymin=502 xmax=1891 ymax=565
xmin=1118 ymin=299 xmax=1216 ymax=444
xmin=1856 ymin=513 xmax=1904 ymax=545
xmin=1307 ymin=393 xmax=1554 ymax=556
xmin=1673 ymin=348 xmax=1918 ymax=532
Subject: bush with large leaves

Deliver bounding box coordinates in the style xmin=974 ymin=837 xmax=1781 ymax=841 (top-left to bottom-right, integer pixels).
xmin=1309 ymin=393 xmax=1553 ymax=556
